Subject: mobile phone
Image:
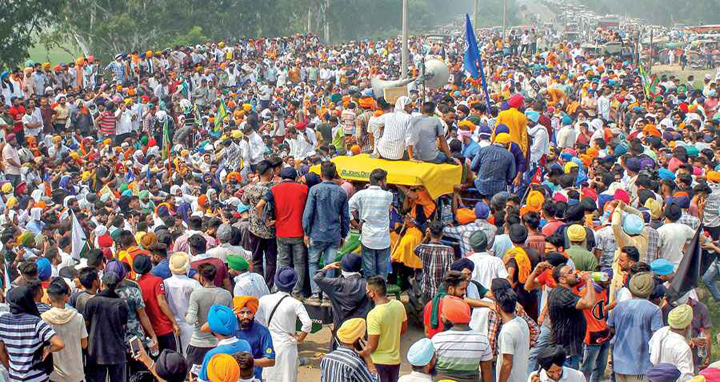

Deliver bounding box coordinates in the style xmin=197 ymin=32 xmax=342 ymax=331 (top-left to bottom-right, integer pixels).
xmin=129 ymin=336 xmax=142 ymax=358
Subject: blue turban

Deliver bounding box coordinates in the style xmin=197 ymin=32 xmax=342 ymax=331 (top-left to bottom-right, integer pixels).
xmin=613 ymin=144 xmax=628 ymax=157
xmin=495 ymin=124 xmax=510 ymax=135
xmin=207 ymin=305 xmax=237 ymax=336
xmin=651 ymin=259 xmax=674 ymax=276
xmin=623 ymin=214 xmax=644 ymax=235
xmin=562 ymin=115 xmax=572 ymax=125
xmin=450 ymin=258 xmax=475 ymax=273
xmin=646 ymin=363 xmax=681 ymax=382
xmin=341 ymin=253 xmax=362 ymax=273
xmin=658 ymin=168 xmax=675 ymax=181
xmin=478 ymin=124 xmax=492 ymax=137
xmin=407 ymin=338 xmax=435 ymax=367
xmin=36 ymin=258 xmax=51 ymax=281
xmin=474 ymin=202 xmax=490 ymax=219
xmin=275 ymin=266 xmax=298 ymax=292
xmin=525 ymin=110 xmax=540 ymax=123
xmin=669 ymin=195 xmax=690 ymax=209
xmin=105 ymin=260 xmax=127 ymax=281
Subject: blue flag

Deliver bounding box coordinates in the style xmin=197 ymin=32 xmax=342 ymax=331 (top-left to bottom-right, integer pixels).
xmin=463 ymin=13 xmax=492 ymax=110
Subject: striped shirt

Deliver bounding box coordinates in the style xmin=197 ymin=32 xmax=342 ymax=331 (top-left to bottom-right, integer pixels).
xmin=0 ymin=313 xmax=56 ymax=382
xmin=348 ymin=186 xmax=393 ymax=249
xmin=443 ymin=219 xmax=497 ymax=256
xmin=376 ymin=112 xmax=414 ymax=160
xmin=98 ymin=111 xmax=116 ymax=135
xmin=432 ymin=328 xmax=493 ymax=380
xmin=320 ymin=347 xmax=379 ymax=382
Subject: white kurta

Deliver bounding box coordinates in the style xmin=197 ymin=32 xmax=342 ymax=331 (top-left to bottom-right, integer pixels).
xmin=256 ymin=292 xmax=312 ymax=382
xmin=649 ymin=326 xmax=694 ymax=381
xmin=163 ymin=274 xmax=202 ymax=356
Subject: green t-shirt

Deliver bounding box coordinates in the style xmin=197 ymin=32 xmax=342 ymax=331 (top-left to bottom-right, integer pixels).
xmin=566 ymin=245 xmax=598 ymax=272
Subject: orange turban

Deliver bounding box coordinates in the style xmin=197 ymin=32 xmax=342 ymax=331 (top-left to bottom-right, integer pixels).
xmin=233 ymin=296 xmax=259 ymax=314
xmin=442 ymin=296 xmax=471 ymax=324
xmin=197 ymin=194 xmax=208 ymax=207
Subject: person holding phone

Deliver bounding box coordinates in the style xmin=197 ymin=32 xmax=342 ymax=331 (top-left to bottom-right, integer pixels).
xmin=320 ymin=318 xmax=378 ymax=382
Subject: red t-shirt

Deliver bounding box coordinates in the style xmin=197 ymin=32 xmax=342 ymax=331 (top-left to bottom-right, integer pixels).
xmin=271 ymin=181 xmax=308 ymax=238
xmin=8 ymin=105 xmax=25 ymax=133
xmin=137 ymin=273 xmax=174 ymax=336
xmin=191 ymin=257 xmax=228 ymax=288
xmin=423 ymin=299 xmax=445 ymax=339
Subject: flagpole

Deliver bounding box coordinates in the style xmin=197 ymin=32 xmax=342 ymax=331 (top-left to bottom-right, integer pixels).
xmin=401 ymin=0 xmax=409 ymax=79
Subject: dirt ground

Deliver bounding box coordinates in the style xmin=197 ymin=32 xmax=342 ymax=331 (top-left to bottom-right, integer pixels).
xmin=297 ymin=295 xmax=426 ymax=380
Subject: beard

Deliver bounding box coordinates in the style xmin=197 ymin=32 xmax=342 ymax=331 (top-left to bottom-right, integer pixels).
xmin=240 ymin=319 xmax=253 ymax=329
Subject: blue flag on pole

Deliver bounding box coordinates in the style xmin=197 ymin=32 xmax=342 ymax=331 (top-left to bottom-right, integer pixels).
xmin=463 ymin=13 xmax=492 ymax=110
xmin=464 ymin=14 xmax=481 ymax=79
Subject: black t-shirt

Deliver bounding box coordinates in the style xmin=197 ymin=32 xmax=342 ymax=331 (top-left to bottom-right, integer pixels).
xmin=548 ymin=286 xmax=585 ymax=357
xmin=316 ymin=122 xmax=332 ymax=143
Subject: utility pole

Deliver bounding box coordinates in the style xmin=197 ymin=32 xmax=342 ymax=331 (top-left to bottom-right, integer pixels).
xmin=502 ymin=0 xmax=507 ymax=40
xmin=473 ymin=0 xmax=479 ymax=31
xmin=401 ymin=0 xmax=409 ymax=79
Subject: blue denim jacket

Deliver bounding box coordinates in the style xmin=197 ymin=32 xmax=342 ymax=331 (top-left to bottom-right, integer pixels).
xmin=302 ymin=181 xmax=350 ymax=242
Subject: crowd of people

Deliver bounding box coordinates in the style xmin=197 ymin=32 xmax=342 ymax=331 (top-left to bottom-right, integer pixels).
xmin=0 ymin=22 xmax=719 ymax=382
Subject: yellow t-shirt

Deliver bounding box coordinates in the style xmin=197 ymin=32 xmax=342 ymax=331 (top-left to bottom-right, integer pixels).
xmin=367 ymin=299 xmax=407 ymax=365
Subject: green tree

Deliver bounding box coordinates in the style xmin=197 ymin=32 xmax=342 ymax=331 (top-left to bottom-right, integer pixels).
xmin=0 ymin=0 xmax=66 ymax=68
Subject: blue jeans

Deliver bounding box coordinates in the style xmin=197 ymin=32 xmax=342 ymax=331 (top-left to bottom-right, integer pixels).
xmin=528 ymin=324 xmax=553 ymax=374
xmin=703 ymin=260 xmax=720 ymax=301
xmin=565 ymin=354 xmax=581 ymax=369
xmin=580 ymin=342 xmax=611 ymax=382
xmin=425 ymin=151 xmax=450 ymax=164
xmin=308 ymin=240 xmax=340 ymax=295
xmin=361 ymin=245 xmax=390 ymax=279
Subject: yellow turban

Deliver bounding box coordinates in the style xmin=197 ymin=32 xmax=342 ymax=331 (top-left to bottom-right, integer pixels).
xmin=6 ymin=196 xmax=18 ymax=209
xmin=644 ymin=198 xmax=662 ymax=220
xmin=242 ymin=103 xmax=252 ymax=111
xmin=81 ymin=171 xmax=92 ymax=182
xmin=526 ymin=191 xmax=544 ymax=211
xmin=206 ymin=353 xmax=240 ymax=382
xmin=103 ymin=138 xmax=112 ymax=146
xmin=564 ymin=161 xmax=579 ymax=174
xmin=231 ymin=130 xmax=243 ymax=139
xmin=494 ymin=133 xmax=511 ymax=145
xmin=668 ymin=304 xmax=693 ymax=329
xmin=336 ymin=318 xmax=366 ymax=344
xmin=707 ymin=171 xmax=720 ymax=183
xmin=567 ymin=224 xmax=587 ymax=242
xmin=1 ymin=183 xmax=13 ymax=194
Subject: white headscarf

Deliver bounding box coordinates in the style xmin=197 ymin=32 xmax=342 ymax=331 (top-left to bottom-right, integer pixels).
xmin=394 ymin=96 xmax=411 ymax=113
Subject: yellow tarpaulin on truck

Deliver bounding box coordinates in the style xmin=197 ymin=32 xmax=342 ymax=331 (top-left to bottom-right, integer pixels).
xmin=310 ymin=154 xmax=462 ymax=199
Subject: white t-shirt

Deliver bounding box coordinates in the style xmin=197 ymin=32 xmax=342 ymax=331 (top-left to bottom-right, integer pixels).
xmin=496 ymin=316 xmax=530 ymax=382
xmin=468 ymin=252 xmax=509 ymax=290
xmin=657 ymin=222 xmax=696 ymax=268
